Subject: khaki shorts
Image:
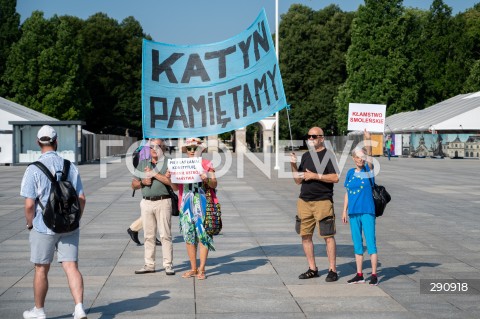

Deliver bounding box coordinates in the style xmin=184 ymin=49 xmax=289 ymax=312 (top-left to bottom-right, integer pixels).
xmin=297 ymin=199 xmax=335 ymax=237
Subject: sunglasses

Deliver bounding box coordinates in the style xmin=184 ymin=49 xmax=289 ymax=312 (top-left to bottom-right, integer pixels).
xmin=306 ymin=134 xmax=324 ymax=139
xmin=186 ymin=146 xmax=197 ymax=152
xmin=150 ymin=145 xmax=165 ymax=150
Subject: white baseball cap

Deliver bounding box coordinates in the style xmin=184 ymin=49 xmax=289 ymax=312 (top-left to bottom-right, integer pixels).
xmin=37 ymin=125 xmax=57 ymax=144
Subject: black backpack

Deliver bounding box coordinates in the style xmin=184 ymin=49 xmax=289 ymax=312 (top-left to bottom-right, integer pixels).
xmin=30 ymin=159 xmax=82 ymax=233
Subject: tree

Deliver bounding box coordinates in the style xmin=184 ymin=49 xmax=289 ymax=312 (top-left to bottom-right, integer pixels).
xmin=279 ymin=4 xmax=353 ymax=139
xmin=37 ymin=15 xmax=90 ymax=119
xmin=462 ymin=3 xmax=480 ymax=93
xmin=2 ymin=11 xmax=56 ymax=109
xmin=464 ymin=59 xmax=480 ymax=92
xmin=418 ymin=0 xmax=460 ymax=106
xmin=335 ymin=0 xmax=419 ymax=132
xmin=111 ymin=17 xmax=145 ymax=135
xmin=0 ymin=0 xmax=20 ymax=94
xmin=80 ymin=13 xmax=147 ymax=136
xmin=2 ymin=12 xmax=89 ymax=119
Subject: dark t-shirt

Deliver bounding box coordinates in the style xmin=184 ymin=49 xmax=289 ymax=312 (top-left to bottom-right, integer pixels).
xmin=298 ymin=148 xmax=338 ymax=201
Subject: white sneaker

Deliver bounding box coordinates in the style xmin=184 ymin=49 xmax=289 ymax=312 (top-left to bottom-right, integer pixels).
xmin=73 ymin=307 xmax=87 ymax=319
xmin=165 ymin=266 xmax=175 ymax=275
xmin=23 ymin=307 xmax=46 ymax=319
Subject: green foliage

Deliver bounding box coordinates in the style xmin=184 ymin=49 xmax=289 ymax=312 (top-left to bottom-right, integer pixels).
xmin=0 ymin=0 xmax=20 ymax=93
xmin=461 ymin=4 xmax=480 ymax=92
xmin=1 ymin=9 xmax=147 ymax=136
xmin=79 ymin=13 xmax=145 ymax=135
xmin=1 ymin=1 xmax=480 ymax=140
xmin=418 ymin=0 xmax=458 ymax=105
xmin=2 ymin=12 xmax=89 ymax=119
xmin=279 ymin=4 xmax=353 ymax=138
xmin=218 ymin=131 xmax=232 ymax=142
xmin=464 ymin=59 xmax=480 ymax=92
xmin=335 ymin=0 xmax=425 ymax=133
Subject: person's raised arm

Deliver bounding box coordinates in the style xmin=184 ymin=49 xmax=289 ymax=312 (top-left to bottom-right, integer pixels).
xmin=165 ymin=170 xmax=178 ymax=191
xmin=290 ymin=152 xmax=304 ymax=185
xmin=364 ymin=129 xmax=374 ymax=171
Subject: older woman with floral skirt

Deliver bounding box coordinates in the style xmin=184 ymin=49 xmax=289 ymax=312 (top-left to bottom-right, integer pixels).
xmin=170 ymin=137 xmax=218 ymax=280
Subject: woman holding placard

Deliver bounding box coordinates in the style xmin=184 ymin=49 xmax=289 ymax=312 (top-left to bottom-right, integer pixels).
xmin=170 ymin=137 xmax=218 ymax=280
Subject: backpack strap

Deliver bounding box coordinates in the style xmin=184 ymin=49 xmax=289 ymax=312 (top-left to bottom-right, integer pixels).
xmin=61 ymin=159 xmax=71 ymax=181
xmin=28 ymin=161 xmax=57 ymax=212
xmin=29 ymin=161 xmax=56 ymax=183
xmin=363 ymin=165 xmax=375 ymax=188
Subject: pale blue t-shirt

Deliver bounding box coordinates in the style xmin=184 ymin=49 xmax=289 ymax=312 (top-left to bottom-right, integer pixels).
xmin=20 ymin=151 xmax=84 ymax=234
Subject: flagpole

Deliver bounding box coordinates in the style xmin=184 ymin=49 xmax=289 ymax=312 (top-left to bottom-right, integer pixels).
xmin=274 ymin=0 xmax=280 ymax=170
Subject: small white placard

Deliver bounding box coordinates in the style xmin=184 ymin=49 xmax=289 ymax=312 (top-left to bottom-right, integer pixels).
xmin=347 ymin=103 xmax=386 ymax=133
xmin=168 ymin=157 xmax=203 ymax=184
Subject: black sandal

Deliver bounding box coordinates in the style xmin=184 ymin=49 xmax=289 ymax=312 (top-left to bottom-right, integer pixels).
xmin=298 ymin=268 xmax=319 ymax=279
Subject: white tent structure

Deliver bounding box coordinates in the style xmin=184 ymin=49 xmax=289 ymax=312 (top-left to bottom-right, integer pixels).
xmin=0 ymin=97 xmax=57 ymax=164
xmin=382 ymin=92 xmax=480 ymax=158
xmin=385 ymin=91 xmax=480 ymax=134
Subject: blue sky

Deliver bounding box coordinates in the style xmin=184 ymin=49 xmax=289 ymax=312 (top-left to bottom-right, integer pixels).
xmin=17 ymin=0 xmax=479 ymax=45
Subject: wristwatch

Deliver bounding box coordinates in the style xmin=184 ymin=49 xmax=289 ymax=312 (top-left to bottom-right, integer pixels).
xmin=26 ymin=224 xmax=33 ymax=230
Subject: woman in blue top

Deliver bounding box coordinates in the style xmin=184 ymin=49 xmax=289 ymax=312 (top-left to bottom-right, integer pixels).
xmin=342 ymin=129 xmax=379 ymax=286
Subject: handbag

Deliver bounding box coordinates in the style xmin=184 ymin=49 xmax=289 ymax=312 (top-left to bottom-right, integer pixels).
xmin=203 ymin=187 xmax=222 ymax=236
xmin=166 ymin=186 xmax=179 ymax=216
xmin=366 ymin=167 xmax=391 ymax=217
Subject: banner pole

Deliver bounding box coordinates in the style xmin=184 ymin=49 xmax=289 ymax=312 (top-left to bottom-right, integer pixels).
xmin=286 ymin=107 xmax=294 ymax=151
xmin=274 ymin=0 xmax=280 ymax=170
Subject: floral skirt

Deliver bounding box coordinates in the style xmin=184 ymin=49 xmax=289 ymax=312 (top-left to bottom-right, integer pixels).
xmin=179 ymin=189 xmax=214 ymax=251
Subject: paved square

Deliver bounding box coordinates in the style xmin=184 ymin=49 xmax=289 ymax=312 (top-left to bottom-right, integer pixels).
xmin=1 ymin=154 xmax=479 ymax=318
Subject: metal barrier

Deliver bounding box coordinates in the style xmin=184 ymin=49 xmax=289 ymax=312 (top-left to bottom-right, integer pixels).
xmin=82 ymin=133 xmax=137 ymax=162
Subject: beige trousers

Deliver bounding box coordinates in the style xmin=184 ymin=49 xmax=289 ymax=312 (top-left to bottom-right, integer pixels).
xmin=129 ymin=216 xmax=142 ymax=232
xmin=140 ymin=198 xmax=173 ymax=269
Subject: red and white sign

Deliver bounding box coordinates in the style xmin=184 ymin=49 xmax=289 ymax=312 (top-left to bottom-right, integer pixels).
xmin=168 ymin=157 xmax=203 ymax=184
xmin=347 ymin=103 xmax=386 ymax=133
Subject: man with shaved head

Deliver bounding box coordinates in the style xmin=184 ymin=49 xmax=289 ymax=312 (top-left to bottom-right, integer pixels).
xmin=291 ymin=127 xmax=339 ymax=282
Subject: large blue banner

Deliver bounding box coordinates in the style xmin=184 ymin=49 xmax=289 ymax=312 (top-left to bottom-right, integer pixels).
xmin=142 ymin=9 xmax=287 ymax=138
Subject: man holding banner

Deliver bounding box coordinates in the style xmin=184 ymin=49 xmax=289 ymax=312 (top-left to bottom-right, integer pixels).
xmin=290 ymin=127 xmax=339 ymax=282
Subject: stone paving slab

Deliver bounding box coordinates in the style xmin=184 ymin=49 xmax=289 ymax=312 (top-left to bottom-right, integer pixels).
xmin=1 ymin=154 xmax=480 ymax=318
